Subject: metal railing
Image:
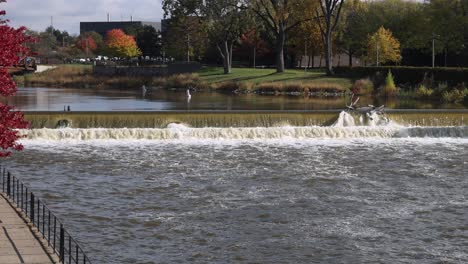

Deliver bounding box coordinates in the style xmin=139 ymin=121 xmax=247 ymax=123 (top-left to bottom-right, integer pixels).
xmin=0 ymin=165 xmax=92 ymax=264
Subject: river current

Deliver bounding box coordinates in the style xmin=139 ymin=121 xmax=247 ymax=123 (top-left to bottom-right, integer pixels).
xmin=2 ymin=116 xmax=468 ymax=263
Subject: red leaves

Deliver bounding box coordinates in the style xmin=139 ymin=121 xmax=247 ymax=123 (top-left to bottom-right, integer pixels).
xmin=76 ymin=36 xmax=97 ymax=53
xmin=105 ymin=29 xmax=141 ymax=58
xmin=0 ymin=104 xmax=29 ymax=157
xmin=0 ymin=1 xmax=32 ymax=157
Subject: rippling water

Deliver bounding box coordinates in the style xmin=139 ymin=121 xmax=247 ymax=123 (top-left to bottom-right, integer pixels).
xmin=3 ymin=134 xmax=467 ymax=263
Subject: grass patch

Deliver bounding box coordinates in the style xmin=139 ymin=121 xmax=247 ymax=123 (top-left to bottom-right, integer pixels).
xmin=198 ymin=67 xmax=351 ymax=87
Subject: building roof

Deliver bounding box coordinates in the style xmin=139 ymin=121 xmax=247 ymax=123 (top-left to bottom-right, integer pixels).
xmin=80 ymin=21 xmax=161 ymax=36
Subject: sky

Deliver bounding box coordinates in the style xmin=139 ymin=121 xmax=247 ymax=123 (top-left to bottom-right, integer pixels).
xmin=2 ymin=0 xmax=164 ymax=35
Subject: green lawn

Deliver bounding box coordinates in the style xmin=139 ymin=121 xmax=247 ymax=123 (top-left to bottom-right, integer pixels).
xmin=197 ymin=67 xmax=352 ymax=87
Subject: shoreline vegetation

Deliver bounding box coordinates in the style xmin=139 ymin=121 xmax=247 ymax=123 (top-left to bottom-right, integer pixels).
xmin=14 ymin=64 xmax=352 ymax=96
xmin=13 ymin=64 xmax=468 ymax=104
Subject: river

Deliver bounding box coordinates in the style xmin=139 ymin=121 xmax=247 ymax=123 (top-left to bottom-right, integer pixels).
xmin=3 ymin=87 xmax=466 ymax=111
xmin=2 ymin=87 xmax=467 ymax=263
xmin=2 ymin=114 xmax=467 ymax=263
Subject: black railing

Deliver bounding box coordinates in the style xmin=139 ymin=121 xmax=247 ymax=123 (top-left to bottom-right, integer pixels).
xmin=0 ymin=165 xmax=92 ymax=264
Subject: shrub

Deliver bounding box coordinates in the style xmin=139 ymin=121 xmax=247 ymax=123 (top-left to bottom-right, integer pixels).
xmin=442 ymin=88 xmax=467 ymax=103
xmin=433 ymin=82 xmax=449 ymax=96
xmin=379 ymin=70 xmax=398 ymax=97
xmin=351 ymin=78 xmax=374 ymax=95
xmin=415 ymin=84 xmax=434 ymax=98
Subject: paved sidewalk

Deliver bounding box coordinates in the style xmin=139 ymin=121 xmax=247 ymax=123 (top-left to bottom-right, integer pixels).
xmin=0 ymin=193 xmax=55 ymax=264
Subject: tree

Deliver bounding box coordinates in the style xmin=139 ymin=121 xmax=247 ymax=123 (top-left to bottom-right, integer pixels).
xmin=315 ymin=0 xmax=345 ymax=75
xmin=337 ymin=0 xmax=369 ymax=66
xmin=0 ymin=1 xmax=32 ymax=157
xmin=288 ymin=2 xmax=323 ymax=68
xmin=76 ymin=36 xmax=97 ymax=57
xmin=162 ymin=0 xmax=208 ymax=62
xmin=427 ymin=0 xmax=466 ymax=66
xmin=205 ymin=0 xmax=249 ymax=74
xmin=105 ymin=29 xmax=142 ymax=58
xmin=247 ymin=0 xmax=313 ymax=73
xmin=162 ymin=16 xmax=208 ymax=62
xmin=367 ymin=26 xmax=401 ymax=65
xmin=240 ymin=28 xmax=268 ymax=68
xmin=83 ymin=31 xmax=105 ymax=54
xmin=136 ymin=26 xmax=162 ymax=59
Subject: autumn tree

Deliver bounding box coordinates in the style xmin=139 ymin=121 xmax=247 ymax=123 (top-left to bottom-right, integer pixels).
xmin=288 ymin=1 xmax=322 ymax=68
xmin=367 ymin=26 xmax=401 ymax=65
xmin=204 ymin=0 xmax=249 ymax=74
xmin=0 ymin=1 xmax=32 ymax=157
xmin=84 ymin=31 xmax=105 ymax=54
xmin=162 ymin=0 xmax=208 ymax=62
xmin=105 ymin=29 xmax=142 ymax=58
xmin=246 ymin=0 xmax=313 ymax=73
xmin=76 ymin=36 xmax=97 ymax=57
xmin=240 ymin=28 xmax=268 ymax=68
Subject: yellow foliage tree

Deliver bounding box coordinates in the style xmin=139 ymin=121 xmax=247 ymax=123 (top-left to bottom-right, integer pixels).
xmin=367 ymin=26 xmax=401 ymax=65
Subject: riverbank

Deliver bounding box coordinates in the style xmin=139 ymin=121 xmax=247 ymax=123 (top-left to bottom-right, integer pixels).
xmin=14 ymin=65 xmax=352 ymax=96
xmin=13 ymin=64 xmax=468 ymax=104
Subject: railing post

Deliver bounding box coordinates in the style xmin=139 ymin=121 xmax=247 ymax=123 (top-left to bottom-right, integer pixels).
xmin=7 ymin=172 xmax=11 ymax=196
xmin=1 ymin=168 xmax=4 ymax=192
xmin=30 ymin=193 xmax=35 ymax=224
xmin=59 ymin=224 xmax=65 ymax=262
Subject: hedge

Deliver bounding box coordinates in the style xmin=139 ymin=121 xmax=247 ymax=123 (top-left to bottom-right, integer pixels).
xmin=334 ymin=66 xmax=468 ymax=86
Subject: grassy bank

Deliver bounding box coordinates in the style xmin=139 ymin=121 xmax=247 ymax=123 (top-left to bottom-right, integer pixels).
xmin=15 ymin=65 xmax=353 ymax=96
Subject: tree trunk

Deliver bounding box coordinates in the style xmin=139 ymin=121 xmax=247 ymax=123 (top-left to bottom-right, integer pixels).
xmin=325 ymin=30 xmax=333 ymax=75
xmin=275 ymin=26 xmax=286 ymax=73
xmin=217 ymin=41 xmax=231 ymax=74
xmin=444 ymin=47 xmax=447 ymax=67
xmin=229 ymin=42 xmax=233 ymax=72
xmin=348 ymin=49 xmax=353 ymax=67
xmin=186 ymin=34 xmax=190 ymax=62
xmin=253 ymin=47 xmax=256 ymax=69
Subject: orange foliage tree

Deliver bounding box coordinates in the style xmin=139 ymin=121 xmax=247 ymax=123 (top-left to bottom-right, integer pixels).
xmin=105 ymin=29 xmax=141 ymax=58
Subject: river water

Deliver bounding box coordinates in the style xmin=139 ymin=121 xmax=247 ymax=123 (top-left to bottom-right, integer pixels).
xmin=2 ymin=115 xmax=468 ymax=263
xmin=3 ymin=87 xmax=466 ymax=111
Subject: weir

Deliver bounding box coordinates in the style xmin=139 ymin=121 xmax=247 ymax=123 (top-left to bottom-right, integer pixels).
xmin=24 ymin=110 xmax=468 ymax=129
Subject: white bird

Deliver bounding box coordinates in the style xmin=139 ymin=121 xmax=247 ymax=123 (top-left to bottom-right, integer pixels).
xmin=142 ymin=85 xmax=147 ymax=96
xmin=186 ymin=88 xmax=192 ymax=101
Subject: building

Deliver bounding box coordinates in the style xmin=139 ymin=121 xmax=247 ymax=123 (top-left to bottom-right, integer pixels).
xmin=80 ymin=21 xmax=162 ymax=37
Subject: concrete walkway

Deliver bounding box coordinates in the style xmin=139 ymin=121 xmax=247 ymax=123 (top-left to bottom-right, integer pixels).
xmin=0 ymin=193 xmax=56 ymax=264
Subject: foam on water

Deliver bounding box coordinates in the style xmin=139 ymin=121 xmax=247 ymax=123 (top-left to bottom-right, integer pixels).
xmin=20 ymin=125 xmax=468 ymax=141
xmin=19 ymin=111 xmax=468 ymax=141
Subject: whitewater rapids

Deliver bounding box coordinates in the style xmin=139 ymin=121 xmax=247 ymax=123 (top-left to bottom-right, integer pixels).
xmin=19 ymin=112 xmax=468 ymax=141
xmin=20 ymin=125 xmax=467 ymax=141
